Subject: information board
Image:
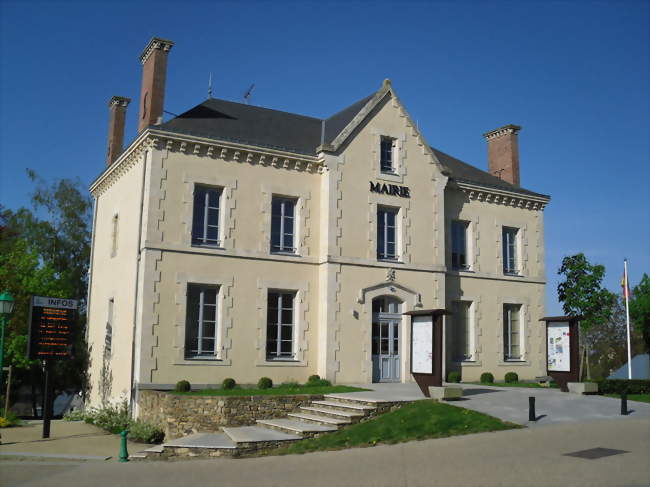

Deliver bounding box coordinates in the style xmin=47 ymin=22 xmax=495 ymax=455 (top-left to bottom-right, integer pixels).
xmin=547 ymin=321 xmax=570 ymax=372
xmin=411 ymin=315 xmax=433 ymax=374
xmin=28 ymin=296 xmax=78 ymax=360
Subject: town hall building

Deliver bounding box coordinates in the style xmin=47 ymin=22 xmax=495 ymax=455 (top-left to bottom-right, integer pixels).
xmin=86 ymin=38 xmax=550 ymax=409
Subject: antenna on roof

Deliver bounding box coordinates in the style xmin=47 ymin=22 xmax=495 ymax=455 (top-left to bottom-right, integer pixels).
xmin=208 ymin=72 xmax=213 ymax=99
xmin=243 ymin=84 xmax=255 ymax=105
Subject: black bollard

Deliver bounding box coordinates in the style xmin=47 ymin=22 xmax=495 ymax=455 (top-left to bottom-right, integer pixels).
xmin=621 ymin=392 xmax=628 ymax=415
xmin=529 ymin=396 xmax=536 ymax=421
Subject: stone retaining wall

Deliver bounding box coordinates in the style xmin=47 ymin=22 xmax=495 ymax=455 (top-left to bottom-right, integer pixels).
xmin=138 ymin=390 xmax=323 ymax=439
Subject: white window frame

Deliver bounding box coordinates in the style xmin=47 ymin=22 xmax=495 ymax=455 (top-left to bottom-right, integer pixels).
xmin=380 ymin=136 xmax=396 ymax=174
xmin=270 ymin=197 xmax=297 ymax=254
xmin=192 ymin=185 xmax=223 ymax=247
xmin=377 ymin=206 xmax=399 ymax=261
xmin=503 ymin=303 xmax=523 ymax=361
xmin=453 ymin=300 xmax=474 ymax=362
xmin=266 ymin=290 xmax=296 ymax=360
xmin=502 ymin=226 xmax=519 ymax=275
xmin=451 ymin=220 xmax=470 ymax=271
xmin=185 ymin=284 xmax=220 ymax=359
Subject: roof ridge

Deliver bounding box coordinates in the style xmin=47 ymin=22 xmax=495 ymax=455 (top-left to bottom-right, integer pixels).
xmin=201 ymin=97 xmax=323 ymax=122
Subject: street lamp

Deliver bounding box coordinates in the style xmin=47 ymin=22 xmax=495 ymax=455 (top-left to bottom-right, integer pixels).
xmin=0 ymin=291 xmax=15 ymax=391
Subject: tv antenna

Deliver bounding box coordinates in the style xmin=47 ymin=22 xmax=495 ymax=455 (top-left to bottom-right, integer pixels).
xmin=243 ymin=84 xmax=255 ymax=104
xmin=208 ymin=72 xmax=213 ymax=98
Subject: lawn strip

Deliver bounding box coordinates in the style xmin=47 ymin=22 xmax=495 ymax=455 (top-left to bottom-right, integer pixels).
xmin=170 ymin=385 xmax=367 ymax=396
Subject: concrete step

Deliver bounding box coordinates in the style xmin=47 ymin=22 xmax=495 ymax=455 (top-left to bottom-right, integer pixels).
xmin=299 ymin=406 xmax=365 ymax=420
xmin=311 ymin=400 xmax=376 ymax=413
xmin=256 ymin=418 xmax=337 ymax=437
xmin=163 ymin=432 xmax=237 ymax=450
xmin=287 ymin=412 xmax=350 ymax=427
xmin=222 ymin=426 xmax=301 ymax=445
xmin=323 ymin=394 xmax=381 ymax=407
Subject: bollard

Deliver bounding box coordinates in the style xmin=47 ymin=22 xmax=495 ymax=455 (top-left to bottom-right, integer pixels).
xmin=529 ymin=396 xmax=536 ymax=421
xmin=621 ymin=392 xmax=628 ymax=416
xmin=119 ymin=430 xmax=129 ymax=462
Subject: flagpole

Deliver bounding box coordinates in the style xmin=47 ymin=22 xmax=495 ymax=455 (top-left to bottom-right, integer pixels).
xmin=624 ymin=259 xmax=632 ymax=380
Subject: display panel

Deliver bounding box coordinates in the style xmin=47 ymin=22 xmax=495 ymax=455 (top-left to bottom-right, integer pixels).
xmin=411 ymin=315 xmax=433 ymax=374
xmin=28 ymin=296 xmax=77 ymax=360
xmin=547 ymin=321 xmax=570 ymax=372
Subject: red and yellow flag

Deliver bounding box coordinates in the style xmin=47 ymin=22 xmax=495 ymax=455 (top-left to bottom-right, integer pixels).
xmin=621 ymin=262 xmax=630 ymax=300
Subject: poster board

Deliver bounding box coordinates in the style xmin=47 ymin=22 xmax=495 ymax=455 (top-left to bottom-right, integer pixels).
xmin=28 ymin=296 xmax=78 ymax=360
xmin=547 ymin=321 xmax=570 ymax=372
xmin=411 ymin=315 xmax=433 ymax=374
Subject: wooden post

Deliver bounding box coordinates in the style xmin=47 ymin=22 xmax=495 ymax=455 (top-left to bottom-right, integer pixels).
xmin=3 ymin=365 xmax=11 ymax=417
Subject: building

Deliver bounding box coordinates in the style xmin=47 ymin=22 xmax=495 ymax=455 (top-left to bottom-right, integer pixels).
xmin=86 ymin=38 xmax=550 ymax=409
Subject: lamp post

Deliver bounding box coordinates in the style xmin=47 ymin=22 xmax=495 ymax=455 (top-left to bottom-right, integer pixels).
xmin=0 ymin=291 xmax=15 ymax=390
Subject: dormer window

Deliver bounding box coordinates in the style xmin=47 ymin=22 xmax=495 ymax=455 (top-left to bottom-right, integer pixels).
xmin=380 ymin=137 xmax=395 ymax=173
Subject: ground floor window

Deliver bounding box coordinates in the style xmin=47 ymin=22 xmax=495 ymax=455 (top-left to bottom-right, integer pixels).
xmin=503 ymin=303 xmax=522 ymax=360
xmin=185 ymin=284 xmax=219 ymax=358
xmin=267 ymin=291 xmax=295 ymax=359
xmin=452 ymin=300 xmax=473 ymax=361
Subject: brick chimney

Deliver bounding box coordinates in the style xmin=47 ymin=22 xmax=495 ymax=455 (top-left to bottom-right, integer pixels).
xmin=137 ymin=37 xmax=174 ymax=133
xmin=106 ymin=96 xmax=131 ymax=166
xmin=483 ymin=124 xmax=522 ymax=186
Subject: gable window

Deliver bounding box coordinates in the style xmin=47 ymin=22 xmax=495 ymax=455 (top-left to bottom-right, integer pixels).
xmin=377 ymin=206 xmax=398 ymax=261
xmin=453 ymin=301 xmax=473 ymax=361
xmin=266 ymin=291 xmax=295 ymax=359
xmin=380 ymin=137 xmax=395 ymax=173
xmin=502 ymin=227 xmax=519 ymax=275
xmin=451 ymin=220 xmax=469 ymax=270
xmin=271 ymin=197 xmax=296 ymax=253
xmin=185 ymin=284 xmax=219 ymax=358
xmin=192 ymin=186 xmax=222 ymax=246
xmin=503 ymin=304 xmax=522 ymax=361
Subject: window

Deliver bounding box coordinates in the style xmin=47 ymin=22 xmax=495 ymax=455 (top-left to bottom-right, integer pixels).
xmin=185 ymin=284 xmax=219 ymax=358
xmin=380 ymin=137 xmax=395 ymax=173
xmin=503 ymin=304 xmax=522 ymax=360
xmin=377 ymin=206 xmax=398 ymax=260
xmin=192 ymin=186 xmax=222 ymax=246
xmin=271 ymin=197 xmax=296 ymax=253
xmin=451 ymin=221 xmax=469 ymax=270
xmin=266 ymin=291 xmax=295 ymax=359
xmin=502 ymin=227 xmax=519 ymax=274
xmin=453 ymin=301 xmax=473 ymax=361
xmin=104 ymin=298 xmax=114 ymax=357
xmin=110 ymin=214 xmax=119 ymax=257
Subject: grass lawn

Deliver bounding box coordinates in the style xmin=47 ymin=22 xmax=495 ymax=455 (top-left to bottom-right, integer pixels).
xmin=268 ymin=400 xmax=520 ymax=455
xmin=171 ymin=385 xmax=368 ymax=396
xmin=604 ymin=393 xmax=650 ymax=403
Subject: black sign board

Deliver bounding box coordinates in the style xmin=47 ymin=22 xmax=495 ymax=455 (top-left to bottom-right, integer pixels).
xmin=28 ymin=296 xmax=78 ymax=360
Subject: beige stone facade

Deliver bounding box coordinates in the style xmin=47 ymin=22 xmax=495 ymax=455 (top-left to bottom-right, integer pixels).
xmin=86 ymin=65 xmax=550 ymax=409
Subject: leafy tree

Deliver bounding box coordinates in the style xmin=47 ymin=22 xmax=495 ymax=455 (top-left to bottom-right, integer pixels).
xmin=557 ymin=253 xmax=617 ymax=379
xmin=629 ymin=273 xmax=650 ymax=353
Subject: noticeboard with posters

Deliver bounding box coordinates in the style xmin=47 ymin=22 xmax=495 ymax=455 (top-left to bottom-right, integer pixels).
xmin=547 ymin=321 xmax=571 ymax=372
xmin=27 ymin=296 xmax=77 ymax=360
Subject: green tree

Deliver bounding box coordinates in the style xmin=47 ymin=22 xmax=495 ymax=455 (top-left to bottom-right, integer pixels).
xmin=629 ymin=273 xmax=650 ymax=353
xmin=557 ymin=253 xmax=617 ymax=380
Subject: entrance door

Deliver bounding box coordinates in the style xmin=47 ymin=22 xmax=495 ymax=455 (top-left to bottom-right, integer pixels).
xmin=372 ymin=297 xmax=401 ymax=382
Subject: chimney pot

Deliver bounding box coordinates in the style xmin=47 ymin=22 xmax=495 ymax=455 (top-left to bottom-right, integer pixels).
xmin=483 ymin=124 xmax=521 ymax=186
xmin=106 ymin=96 xmax=131 ymax=166
xmin=138 ymin=37 xmax=174 ymax=133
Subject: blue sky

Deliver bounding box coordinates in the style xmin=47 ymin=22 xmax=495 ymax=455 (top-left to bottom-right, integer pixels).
xmin=1 ymin=1 xmax=648 ymax=314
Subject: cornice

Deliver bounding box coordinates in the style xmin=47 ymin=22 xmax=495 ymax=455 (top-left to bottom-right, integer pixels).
xmin=456 ymin=181 xmax=550 ymax=211
xmin=140 ymin=37 xmax=174 ymax=64
xmin=483 ymin=124 xmax=521 ymax=140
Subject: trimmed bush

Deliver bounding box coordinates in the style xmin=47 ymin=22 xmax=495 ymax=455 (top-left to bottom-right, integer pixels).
xmin=222 ymin=378 xmax=236 ymax=390
xmin=279 ymin=381 xmax=301 ymax=388
xmin=504 ymin=372 xmax=519 ymax=383
xmin=257 ymin=377 xmax=273 ymax=389
xmin=128 ymin=420 xmax=165 ymax=444
xmin=596 ymin=379 xmax=650 ymax=395
xmin=447 ymin=371 xmax=461 ymax=383
xmin=307 ymin=374 xmax=321 ymax=384
xmin=480 ymin=372 xmax=494 ymax=384
xmin=174 ymin=380 xmax=191 ymax=392
xmin=306 ymin=378 xmax=332 ymax=387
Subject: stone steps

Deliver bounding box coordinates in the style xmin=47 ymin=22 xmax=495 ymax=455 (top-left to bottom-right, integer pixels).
xmin=311 ymin=400 xmax=376 ymax=412
xmin=299 ymin=405 xmax=365 ymax=420
xmin=287 ymin=411 xmax=351 ymax=426
xmin=256 ymin=418 xmax=337 ymax=437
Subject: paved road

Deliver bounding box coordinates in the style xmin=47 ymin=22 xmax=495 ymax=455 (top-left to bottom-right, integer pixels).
xmin=2 ymin=417 xmax=649 ymax=487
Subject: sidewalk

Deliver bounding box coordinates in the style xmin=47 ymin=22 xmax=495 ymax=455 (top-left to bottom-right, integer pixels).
xmin=0 ymin=420 xmax=149 ymax=461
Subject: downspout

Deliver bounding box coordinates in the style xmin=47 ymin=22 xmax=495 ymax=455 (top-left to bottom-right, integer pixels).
xmin=129 ymin=149 xmax=148 ymax=414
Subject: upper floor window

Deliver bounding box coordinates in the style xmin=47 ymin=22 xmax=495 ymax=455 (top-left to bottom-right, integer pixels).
xmin=503 ymin=303 xmax=522 ymax=361
xmin=380 ymin=137 xmax=395 ymax=173
xmin=453 ymin=300 xmax=473 ymax=361
xmin=271 ymin=197 xmax=296 ymax=253
xmin=377 ymin=206 xmax=398 ymax=261
xmin=104 ymin=298 xmax=114 ymax=357
xmin=502 ymin=227 xmax=519 ymax=275
xmin=266 ymin=291 xmax=295 ymax=360
xmin=185 ymin=284 xmax=219 ymax=359
xmin=451 ymin=220 xmax=469 ymax=270
xmin=110 ymin=214 xmax=119 ymax=257
xmin=192 ymin=186 xmax=222 ymax=247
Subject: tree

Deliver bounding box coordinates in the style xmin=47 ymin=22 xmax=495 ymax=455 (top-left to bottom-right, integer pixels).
xmin=629 ymin=273 xmax=650 ymax=353
xmin=557 ymin=253 xmax=617 ymax=380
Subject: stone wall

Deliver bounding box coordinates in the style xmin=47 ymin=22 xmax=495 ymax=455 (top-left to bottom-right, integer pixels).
xmin=138 ymin=390 xmax=322 ymax=439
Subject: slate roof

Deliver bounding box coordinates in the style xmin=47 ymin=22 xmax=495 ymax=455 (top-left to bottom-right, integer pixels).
xmin=157 ymin=94 xmax=548 ymax=199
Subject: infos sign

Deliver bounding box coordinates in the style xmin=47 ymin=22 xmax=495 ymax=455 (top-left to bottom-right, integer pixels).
xmin=547 ymin=321 xmax=570 ymax=372
xmin=27 ymin=296 xmax=78 ymax=360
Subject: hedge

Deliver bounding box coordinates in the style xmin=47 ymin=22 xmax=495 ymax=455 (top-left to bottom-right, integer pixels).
xmin=596 ymin=379 xmax=650 ymax=395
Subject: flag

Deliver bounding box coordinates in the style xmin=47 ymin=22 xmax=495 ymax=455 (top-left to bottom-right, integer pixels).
xmin=621 ymin=261 xmax=630 ymax=300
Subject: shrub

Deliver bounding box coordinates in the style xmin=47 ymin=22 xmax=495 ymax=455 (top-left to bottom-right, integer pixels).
xmin=305 ymin=378 xmax=331 ymax=387
xmin=480 ymin=372 xmax=494 ymax=384
xmin=596 ymin=379 xmax=650 ymax=395
xmin=279 ymin=381 xmax=301 ymax=388
xmin=63 ymin=409 xmax=86 ymax=421
xmin=175 ymin=380 xmax=191 ymax=392
xmin=257 ymin=377 xmax=273 ymax=389
xmin=222 ymin=378 xmax=236 ymax=390
xmin=85 ymin=401 xmax=131 ymax=434
xmin=504 ymin=372 xmax=519 ymax=383
xmin=307 ymin=374 xmax=321 ymax=384
xmin=447 ymin=371 xmax=461 ymax=383
xmin=128 ymin=420 xmax=165 ymax=444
